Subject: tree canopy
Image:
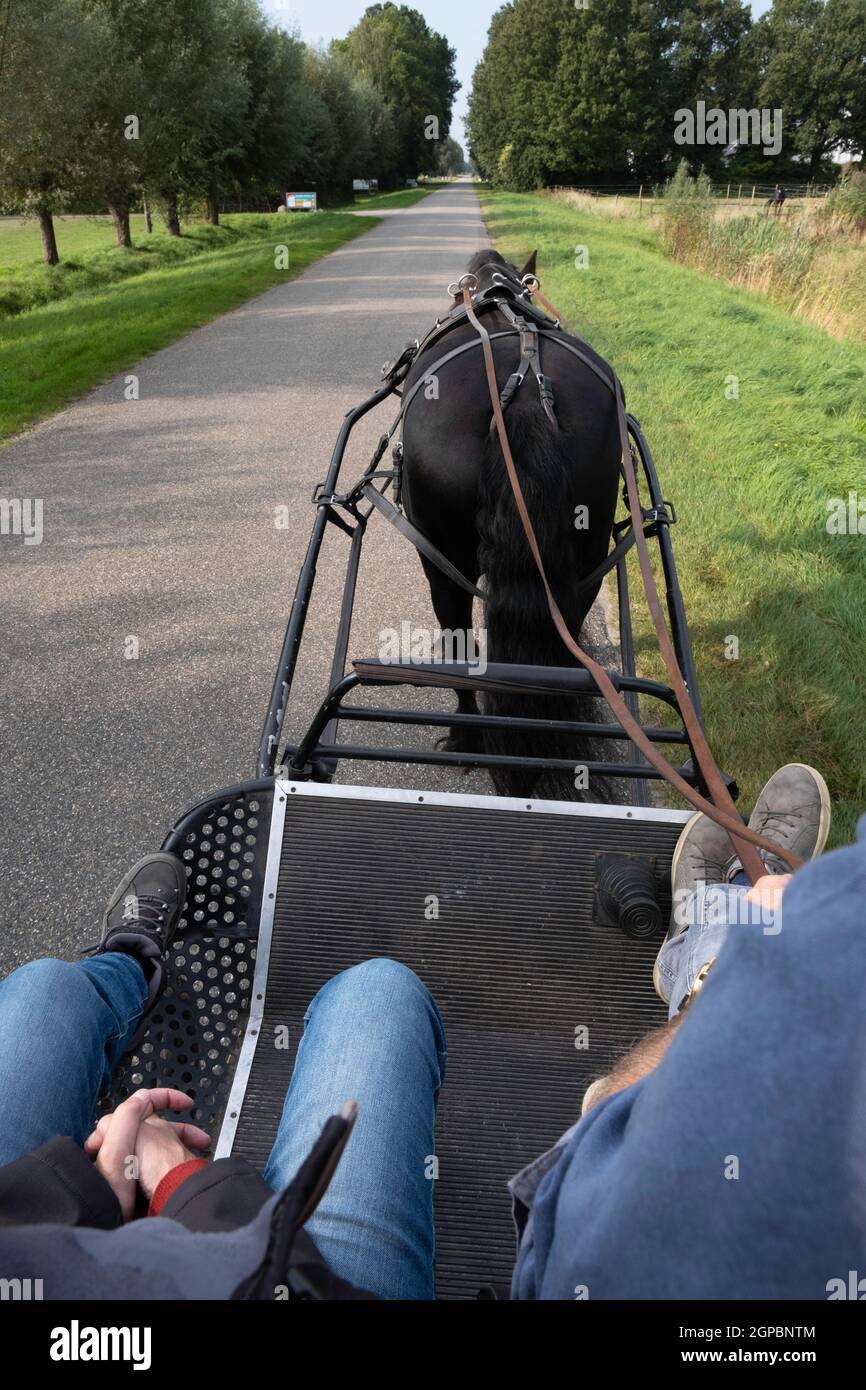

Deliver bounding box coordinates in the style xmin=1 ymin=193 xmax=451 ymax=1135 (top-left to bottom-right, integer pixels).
xmin=335 ymin=4 xmax=460 ymax=181
xmin=466 ymin=0 xmax=865 ymax=189
xmin=0 ymin=0 xmax=460 ymax=261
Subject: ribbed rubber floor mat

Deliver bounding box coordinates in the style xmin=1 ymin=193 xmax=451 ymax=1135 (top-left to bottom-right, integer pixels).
xmin=231 ymin=790 xmax=684 ymax=1299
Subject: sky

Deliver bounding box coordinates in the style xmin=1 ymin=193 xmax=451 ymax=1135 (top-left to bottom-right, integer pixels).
xmin=262 ymin=1 xmax=775 ymax=151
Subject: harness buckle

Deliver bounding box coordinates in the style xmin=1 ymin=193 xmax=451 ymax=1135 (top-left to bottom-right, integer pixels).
xmin=641 ymin=501 xmax=678 ymax=527
xmin=382 ymin=340 xmax=419 ymax=385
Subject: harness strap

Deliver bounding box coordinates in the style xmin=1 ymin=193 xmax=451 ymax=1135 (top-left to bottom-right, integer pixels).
xmin=387 ymin=324 xmax=651 ymax=603
xmin=463 ymin=284 xmax=801 ymax=881
xmin=498 ymin=303 xmax=558 ymax=426
xmin=361 ymin=483 xmax=487 ymax=600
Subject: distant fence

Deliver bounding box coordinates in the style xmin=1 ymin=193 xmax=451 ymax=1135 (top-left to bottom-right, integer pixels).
xmin=550 ymin=181 xmax=831 ymax=203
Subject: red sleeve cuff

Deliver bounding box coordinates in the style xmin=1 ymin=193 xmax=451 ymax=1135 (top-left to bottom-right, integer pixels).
xmin=148 ymin=1159 xmax=211 ymax=1216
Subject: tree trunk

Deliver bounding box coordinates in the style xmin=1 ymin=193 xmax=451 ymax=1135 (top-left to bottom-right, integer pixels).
xmin=108 ymin=201 xmax=132 ymax=248
xmin=143 ymin=195 xmax=153 ymax=234
xmin=206 ymin=188 xmax=220 ymax=226
xmin=163 ymin=195 xmax=181 ymax=237
xmin=37 ymin=207 xmax=60 ymax=266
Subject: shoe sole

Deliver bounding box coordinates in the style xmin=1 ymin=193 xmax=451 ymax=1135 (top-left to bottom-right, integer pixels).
xmin=101 ymin=852 xmax=187 ymax=940
xmin=653 ymin=812 xmax=704 ymax=1002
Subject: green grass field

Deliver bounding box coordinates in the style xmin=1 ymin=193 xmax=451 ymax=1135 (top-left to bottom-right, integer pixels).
xmin=0 ymin=188 xmax=436 ymax=270
xmin=336 ymin=185 xmax=440 ymax=211
xmin=0 ymin=213 xmax=154 ymax=269
xmin=481 ymin=188 xmax=866 ymax=844
xmin=0 ymin=211 xmax=376 ymax=440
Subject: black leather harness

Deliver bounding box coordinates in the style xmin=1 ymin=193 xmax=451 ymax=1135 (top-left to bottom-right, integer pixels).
xmin=342 ymin=268 xmax=670 ymax=604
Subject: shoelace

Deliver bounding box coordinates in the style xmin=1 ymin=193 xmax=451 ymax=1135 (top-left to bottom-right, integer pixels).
xmin=725 ymin=805 xmax=813 ymax=880
xmin=119 ymin=892 xmax=172 ymax=936
xmin=753 ymin=804 xmax=812 ymax=833
xmin=80 ymin=892 xmax=174 ymax=957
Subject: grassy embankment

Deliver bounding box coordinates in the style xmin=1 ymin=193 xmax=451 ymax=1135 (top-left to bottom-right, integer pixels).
xmin=481 ymin=187 xmax=866 ymax=843
xmin=0 ymin=200 xmax=415 ymax=439
xmin=555 ymin=186 xmax=865 ymax=343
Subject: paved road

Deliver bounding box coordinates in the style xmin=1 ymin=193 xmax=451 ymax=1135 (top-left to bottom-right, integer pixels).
xmin=1 ymin=183 xmax=502 ymax=972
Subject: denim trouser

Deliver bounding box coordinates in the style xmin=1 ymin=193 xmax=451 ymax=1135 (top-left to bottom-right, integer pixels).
xmin=655 ymin=874 xmax=776 ymax=1018
xmin=0 ymin=953 xmax=446 ymax=1300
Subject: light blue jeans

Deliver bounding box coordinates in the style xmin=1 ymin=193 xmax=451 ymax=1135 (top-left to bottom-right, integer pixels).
xmin=0 ymin=954 xmax=446 ymax=1300
xmin=655 ymin=873 xmax=776 ymax=1018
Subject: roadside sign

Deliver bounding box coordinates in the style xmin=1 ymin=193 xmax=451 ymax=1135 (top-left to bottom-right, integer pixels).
xmin=286 ymin=192 xmax=317 ymax=212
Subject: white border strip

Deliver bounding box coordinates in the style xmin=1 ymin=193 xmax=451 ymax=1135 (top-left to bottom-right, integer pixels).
xmin=214 ymin=786 xmax=289 ymax=1158
xmin=276 ymin=777 xmax=692 ymax=825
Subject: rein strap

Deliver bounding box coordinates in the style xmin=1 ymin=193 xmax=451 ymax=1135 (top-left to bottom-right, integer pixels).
xmin=462 ymin=284 xmax=801 ymax=882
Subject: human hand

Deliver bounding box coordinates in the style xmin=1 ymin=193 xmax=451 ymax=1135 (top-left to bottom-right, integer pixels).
xmin=744 ymin=873 xmax=791 ymax=916
xmin=85 ymin=1089 xmax=210 ymax=1219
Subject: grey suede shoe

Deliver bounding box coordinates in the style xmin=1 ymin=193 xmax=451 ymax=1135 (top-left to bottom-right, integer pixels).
xmin=730 ymin=763 xmax=831 ymax=878
xmin=669 ymin=810 xmax=739 ymax=915
xmin=654 ymin=764 xmax=831 ymax=1001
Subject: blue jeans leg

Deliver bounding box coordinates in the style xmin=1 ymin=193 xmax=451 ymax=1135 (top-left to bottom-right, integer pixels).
xmin=0 ymin=954 xmax=147 ymax=1166
xmin=263 ymin=958 xmax=447 ymax=1301
xmin=657 ymin=874 xmax=779 ymax=1018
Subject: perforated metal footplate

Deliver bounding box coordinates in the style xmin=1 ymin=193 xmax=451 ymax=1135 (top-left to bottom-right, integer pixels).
xmin=99 ymin=782 xmax=273 ymax=1135
xmin=229 ymin=783 xmax=688 ymax=1300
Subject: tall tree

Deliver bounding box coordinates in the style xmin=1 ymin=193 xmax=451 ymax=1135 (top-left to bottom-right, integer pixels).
xmin=0 ymin=0 xmax=98 ymax=263
xmin=336 ymin=4 xmax=459 ymax=183
xmin=82 ymin=0 xmax=240 ymax=238
xmin=435 ymin=137 xmax=467 ymax=177
xmin=224 ymin=12 xmax=310 ymax=204
xmin=468 ymin=0 xmax=762 ymax=188
xmin=751 ymin=0 xmax=866 ymax=175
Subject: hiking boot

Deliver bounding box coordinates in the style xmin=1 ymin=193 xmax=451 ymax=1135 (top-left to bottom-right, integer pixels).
xmin=97 ymin=853 xmax=187 ymax=1043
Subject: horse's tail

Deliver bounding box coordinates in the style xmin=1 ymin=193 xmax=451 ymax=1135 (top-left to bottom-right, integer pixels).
xmin=476 ymin=409 xmax=605 ymax=799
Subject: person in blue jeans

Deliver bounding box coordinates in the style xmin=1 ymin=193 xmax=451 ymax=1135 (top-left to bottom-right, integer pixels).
xmin=0 ymin=853 xmax=444 ymax=1299
xmin=0 ymin=761 xmax=859 ymax=1299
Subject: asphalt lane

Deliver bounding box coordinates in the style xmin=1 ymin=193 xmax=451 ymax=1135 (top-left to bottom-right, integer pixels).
xmin=1 ymin=183 xmax=506 ymax=972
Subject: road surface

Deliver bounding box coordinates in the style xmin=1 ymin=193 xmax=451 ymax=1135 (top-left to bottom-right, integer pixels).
xmin=1 ymin=182 xmax=617 ymax=975
xmin=1 ymin=184 xmax=493 ymax=972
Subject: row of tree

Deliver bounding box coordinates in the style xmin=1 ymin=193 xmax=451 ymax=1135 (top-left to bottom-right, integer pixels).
xmin=0 ymin=1 xmax=460 ymax=263
xmin=467 ymin=0 xmax=866 ymax=189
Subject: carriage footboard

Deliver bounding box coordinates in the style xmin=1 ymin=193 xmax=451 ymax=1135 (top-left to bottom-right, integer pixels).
xmin=125 ymin=779 xmax=686 ymax=1299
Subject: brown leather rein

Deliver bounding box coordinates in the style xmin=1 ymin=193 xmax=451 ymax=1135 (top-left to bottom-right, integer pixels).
xmin=460 ymin=278 xmax=802 ymax=882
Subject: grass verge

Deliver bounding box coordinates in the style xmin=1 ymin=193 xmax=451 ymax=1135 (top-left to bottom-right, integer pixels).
xmin=336 ymin=185 xmax=441 ymax=212
xmin=481 ymin=187 xmax=866 ymax=844
xmin=0 ymin=211 xmax=375 ymax=440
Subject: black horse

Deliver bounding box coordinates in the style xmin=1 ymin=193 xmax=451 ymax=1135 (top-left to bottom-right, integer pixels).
xmin=400 ymin=249 xmax=623 ymax=799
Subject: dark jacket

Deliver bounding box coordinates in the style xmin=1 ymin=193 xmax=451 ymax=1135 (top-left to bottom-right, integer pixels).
xmin=0 ymin=1115 xmax=376 ymax=1300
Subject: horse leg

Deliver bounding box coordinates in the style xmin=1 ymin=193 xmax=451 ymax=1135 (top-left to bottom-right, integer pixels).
xmin=418 ymin=555 xmax=482 ymax=755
